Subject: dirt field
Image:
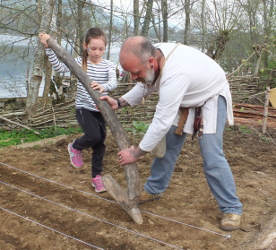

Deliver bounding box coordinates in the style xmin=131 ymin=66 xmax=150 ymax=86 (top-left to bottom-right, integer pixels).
xmin=0 ymin=125 xmax=275 ymax=250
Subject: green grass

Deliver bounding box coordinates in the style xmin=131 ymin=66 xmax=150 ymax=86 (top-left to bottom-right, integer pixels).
xmin=0 ymin=126 xmax=81 ymax=148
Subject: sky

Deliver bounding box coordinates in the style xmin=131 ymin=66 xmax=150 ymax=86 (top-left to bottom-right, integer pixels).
xmin=91 ymin=0 xmax=133 ymax=12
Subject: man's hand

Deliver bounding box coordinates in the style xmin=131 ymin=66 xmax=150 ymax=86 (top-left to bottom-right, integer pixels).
xmin=118 ymin=145 xmax=147 ymax=165
xmin=100 ymin=96 xmax=118 ymax=110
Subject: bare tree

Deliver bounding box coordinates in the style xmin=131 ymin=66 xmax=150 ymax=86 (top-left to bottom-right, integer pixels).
xmin=107 ymin=0 xmax=113 ymax=59
xmin=201 ymin=0 xmax=207 ymax=52
xmin=238 ymin=0 xmax=262 ymax=44
xmin=161 ymin=0 xmax=168 ymax=42
xmin=175 ymin=0 xmax=198 ymax=45
xmin=261 ymin=0 xmax=275 ymax=70
xmin=183 ymin=0 xmax=191 ymax=45
xmin=133 ymin=0 xmax=140 ymax=35
xmin=151 ymin=1 xmax=162 ymax=41
xmin=26 ymin=0 xmax=55 ymax=117
xmin=141 ymin=0 xmax=154 ymax=36
xmin=204 ymin=0 xmax=244 ymax=61
xmin=76 ymin=0 xmax=85 ymax=56
xmin=237 ymin=0 xmax=275 ymax=75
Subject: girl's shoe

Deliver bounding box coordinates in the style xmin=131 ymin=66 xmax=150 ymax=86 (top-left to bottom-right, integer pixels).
xmin=68 ymin=143 xmax=84 ymax=168
xmin=92 ymin=175 xmax=107 ymax=193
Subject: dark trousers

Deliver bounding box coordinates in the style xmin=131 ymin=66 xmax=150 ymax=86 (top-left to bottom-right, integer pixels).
xmin=73 ymin=108 xmax=106 ymax=178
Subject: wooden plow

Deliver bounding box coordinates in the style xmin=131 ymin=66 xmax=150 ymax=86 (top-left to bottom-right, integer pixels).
xmin=46 ymin=37 xmax=143 ymax=224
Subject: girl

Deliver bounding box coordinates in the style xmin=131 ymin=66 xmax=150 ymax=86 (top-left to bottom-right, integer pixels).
xmin=39 ymin=28 xmax=117 ymax=193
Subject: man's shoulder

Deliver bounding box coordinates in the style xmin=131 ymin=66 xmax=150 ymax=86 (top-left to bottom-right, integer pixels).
xmin=155 ymin=42 xmax=177 ymax=49
xmin=155 ymin=42 xmax=188 ymax=57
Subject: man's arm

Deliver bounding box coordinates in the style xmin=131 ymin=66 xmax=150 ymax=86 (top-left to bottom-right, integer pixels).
xmin=117 ymin=97 xmax=130 ymax=108
xmin=131 ymin=145 xmax=148 ymax=158
xmin=100 ymin=96 xmax=130 ymax=110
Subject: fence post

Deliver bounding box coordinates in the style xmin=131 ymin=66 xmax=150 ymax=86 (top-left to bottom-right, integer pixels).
xmin=262 ymin=87 xmax=270 ymax=134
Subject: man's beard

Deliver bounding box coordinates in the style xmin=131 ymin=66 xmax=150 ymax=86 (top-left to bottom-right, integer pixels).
xmin=143 ymin=68 xmax=155 ymax=87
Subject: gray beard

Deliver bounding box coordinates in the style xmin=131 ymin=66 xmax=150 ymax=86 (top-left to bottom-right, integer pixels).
xmin=144 ymin=69 xmax=155 ymax=87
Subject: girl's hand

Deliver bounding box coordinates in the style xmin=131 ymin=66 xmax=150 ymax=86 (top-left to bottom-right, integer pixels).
xmin=39 ymin=33 xmax=50 ymax=48
xmin=91 ymin=81 xmax=105 ymax=93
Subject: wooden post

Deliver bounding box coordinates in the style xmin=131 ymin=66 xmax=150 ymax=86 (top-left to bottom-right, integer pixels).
xmin=262 ymin=87 xmax=270 ymax=134
xmin=46 ymin=37 xmax=143 ymax=224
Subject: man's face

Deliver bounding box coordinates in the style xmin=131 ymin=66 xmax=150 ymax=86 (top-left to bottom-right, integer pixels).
xmin=120 ymin=54 xmax=155 ymax=86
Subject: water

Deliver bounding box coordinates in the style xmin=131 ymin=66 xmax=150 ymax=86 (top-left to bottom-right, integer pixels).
xmin=0 ymin=34 xmax=120 ymax=98
xmin=0 ymin=34 xmax=36 ymax=98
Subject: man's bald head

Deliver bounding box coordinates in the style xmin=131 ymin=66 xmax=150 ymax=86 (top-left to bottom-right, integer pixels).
xmin=119 ymin=36 xmax=156 ymax=67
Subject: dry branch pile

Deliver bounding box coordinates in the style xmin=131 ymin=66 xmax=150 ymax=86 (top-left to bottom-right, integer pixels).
xmin=0 ymin=76 xmax=275 ymax=130
xmin=228 ymin=76 xmax=262 ymax=103
xmin=29 ymin=101 xmax=76 ymax=128
xmin=233 ymin=102 xmax=276 ymax=129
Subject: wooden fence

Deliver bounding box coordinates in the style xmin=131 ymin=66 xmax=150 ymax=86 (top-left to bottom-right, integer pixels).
xmin=0 ymin=76 xmax=275 ymax=130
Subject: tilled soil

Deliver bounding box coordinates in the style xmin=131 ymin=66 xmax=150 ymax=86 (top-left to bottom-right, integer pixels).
xmin=0 ymin=126 xmax=275 ymax=250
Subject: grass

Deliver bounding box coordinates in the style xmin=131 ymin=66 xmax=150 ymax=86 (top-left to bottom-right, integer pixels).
xmin=0 ymin=126 xmax=81 ymax=148
xmin=125 ymin=121 xmax=149 ymax=134
xmin=0 ymin=121 xmax=149 ymax=149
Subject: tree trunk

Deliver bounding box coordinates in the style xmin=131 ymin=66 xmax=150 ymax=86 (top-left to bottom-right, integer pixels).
xmin=201 ymin=0 xmax=206 ymax=52
xmin=46 ymin=37 xmax=143 ymax=224
xmin=26 ymin=0 xmax=55 ymax=117
xmin=253 ymin=46 xmax=263 ymax=76
xmin=141 ymin=0 xmax=153 ymax=36
xmin=76 ymin=0 xmax=85 ymax=56
xmin=42 ymin=0 xmax=62 ymax=108
xmin=107 ymin=0 xmax=113 ymax=60
xmin=262 ymin=0 xmax=274 ymax=70
xmin=133 ymin=0 xmax=140 ymax=35
xmin=151 ymin=15 xmax=161 ymax=42
xmin=161 ymin=0 xmax=168 ymax=42
xmin=183 ymin=0 xmax=191 ymax=45
xmin=42 ymin=58 xmax=52 ymax=108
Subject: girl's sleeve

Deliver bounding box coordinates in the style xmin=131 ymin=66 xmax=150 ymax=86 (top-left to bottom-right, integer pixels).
xmin=45 ymin=48 xmax=70 ymax=73
xmin=101 ymin=62 xmax=117 ymax=92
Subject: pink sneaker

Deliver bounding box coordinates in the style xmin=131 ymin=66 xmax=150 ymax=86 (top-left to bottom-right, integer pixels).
xmin=92 ymin=175 xmax=107 ymax=193
xmin=67 ymin=143 xmax=84 ymax=168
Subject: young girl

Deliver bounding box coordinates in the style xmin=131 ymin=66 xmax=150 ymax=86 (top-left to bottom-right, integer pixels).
xmin=39 ymin=28 xmax=117 ymax=193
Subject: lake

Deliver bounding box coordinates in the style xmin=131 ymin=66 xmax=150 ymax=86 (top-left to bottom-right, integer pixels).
xmin=0 ymin=34 xmax=120 ymax=98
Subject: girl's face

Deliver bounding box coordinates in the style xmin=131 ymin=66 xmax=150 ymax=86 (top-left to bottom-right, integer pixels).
xmin=84 ymin=38 xmax=106 ymax=64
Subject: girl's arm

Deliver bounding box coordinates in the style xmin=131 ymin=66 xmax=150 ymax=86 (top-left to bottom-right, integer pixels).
xmin=45 ymin=48 xmax=70 ymax=73
xmin=101 ymin=62 xmax=117 ymax=92
xmin=39 ymin=32 xmax=70 ymax=73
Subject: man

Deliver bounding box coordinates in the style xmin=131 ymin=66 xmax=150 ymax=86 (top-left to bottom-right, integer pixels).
xmin=101 ymin=36 xmax=243 ymax=231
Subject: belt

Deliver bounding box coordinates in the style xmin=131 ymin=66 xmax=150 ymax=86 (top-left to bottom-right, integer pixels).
xmin=175 ymin=107 xmax=204 ymax=139
xmin=192 ymin=107 xmax=203 ymax=139
xmin=175 ymin=108 xmax=189 ymax=135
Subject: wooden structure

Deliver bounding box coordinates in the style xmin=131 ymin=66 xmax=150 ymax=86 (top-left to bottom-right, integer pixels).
xmin=46 ymin=37 xmax=143 ymax=224
xmin=1 ymin=82 xmax=276 ymax=131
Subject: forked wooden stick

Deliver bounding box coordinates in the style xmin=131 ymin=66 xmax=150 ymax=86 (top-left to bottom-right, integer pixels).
xmin=46 ymin=37 xmax=143 ymax=224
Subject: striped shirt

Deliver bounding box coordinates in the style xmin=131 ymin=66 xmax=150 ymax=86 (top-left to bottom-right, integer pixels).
xmin=45 ymin=48 xmax=117 ymax=111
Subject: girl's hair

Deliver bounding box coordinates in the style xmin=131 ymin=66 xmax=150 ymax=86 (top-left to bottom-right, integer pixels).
xmin=82 ymin=27 xmax=107 ymax=70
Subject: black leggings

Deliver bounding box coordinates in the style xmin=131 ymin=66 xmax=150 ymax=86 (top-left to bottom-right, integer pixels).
xmin=73 ymin=108 xmax=106 ymax=178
